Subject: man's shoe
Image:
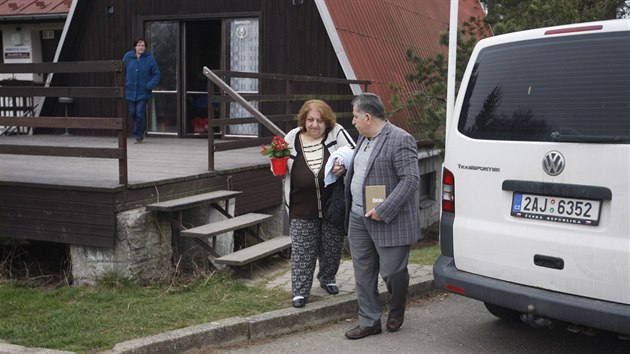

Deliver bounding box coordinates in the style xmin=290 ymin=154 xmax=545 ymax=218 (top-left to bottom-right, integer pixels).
xmin=386 ymin=312 xmax=404 ymax=332
xmin=345 ymin=324 xmax=382 ymax=339
xmin=321 ymin=283 xmax=339 ymax=295
xmin=292 ymin=296 xmax=306 ymax=308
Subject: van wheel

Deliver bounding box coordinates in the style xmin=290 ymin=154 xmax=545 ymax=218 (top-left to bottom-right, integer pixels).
xmin=484 ymin=302 xmax=522 ymax=322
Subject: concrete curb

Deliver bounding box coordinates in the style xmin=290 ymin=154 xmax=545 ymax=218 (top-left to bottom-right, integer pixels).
xmin=104 ymin=278 xmax=434 ymax=354
xmin=1 ymin=268 xmax=434 ymax=354
xmin=0 ymin=344 xmax=75 ymax=354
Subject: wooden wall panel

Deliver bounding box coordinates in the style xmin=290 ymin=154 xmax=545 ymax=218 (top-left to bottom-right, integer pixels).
xmin=227 ymin=168 xmax=283 ymax=215
xmin=114 ymin=177 xmax=227 ymax=212
xmin=44 ymin=0 xmax=351 ymax=128
xmin=0 ymin=167 xmax=282 ymax=248
xmin=115 ymin=167 xmax=283 ymax=215
xmin=0 ymin=185 xmax=116 ymax=248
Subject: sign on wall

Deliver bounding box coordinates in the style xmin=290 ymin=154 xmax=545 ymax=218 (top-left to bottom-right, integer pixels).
xmin=4 ymin=46 xmax=31 ymax=59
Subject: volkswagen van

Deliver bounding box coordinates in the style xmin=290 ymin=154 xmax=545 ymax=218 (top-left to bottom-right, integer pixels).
xmin=433 ymin=19 xmax=630 ymax=336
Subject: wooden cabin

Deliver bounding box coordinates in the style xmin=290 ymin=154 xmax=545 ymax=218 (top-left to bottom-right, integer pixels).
xmin=0 ymin=0 xmax=485 ymax=284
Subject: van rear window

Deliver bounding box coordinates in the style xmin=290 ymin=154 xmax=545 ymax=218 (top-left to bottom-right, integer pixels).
xmin=458 ymin=31 xmax=630 ymax=143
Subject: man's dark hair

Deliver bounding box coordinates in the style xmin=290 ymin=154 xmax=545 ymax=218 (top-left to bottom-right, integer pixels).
xmin=352 ymin=93 xmax=385 ymax=119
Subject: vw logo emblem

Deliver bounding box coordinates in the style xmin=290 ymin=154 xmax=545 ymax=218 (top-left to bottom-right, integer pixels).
xmin=543 ymin=151 xmax=565 ymax=176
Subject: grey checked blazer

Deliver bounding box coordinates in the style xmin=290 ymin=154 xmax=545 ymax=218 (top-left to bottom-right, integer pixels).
xmin=344 ymin=122 xmax=422 ymax=247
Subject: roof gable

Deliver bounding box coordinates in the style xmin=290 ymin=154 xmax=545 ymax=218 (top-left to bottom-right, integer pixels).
xmin=0 ymin=0 xmax=71 ymax=17
xmin=318 ymin=0 xmax=486 ymax=132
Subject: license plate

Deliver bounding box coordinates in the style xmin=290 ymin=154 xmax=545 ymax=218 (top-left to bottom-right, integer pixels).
xmin=511 ymin=193 xmax=601 ymax=226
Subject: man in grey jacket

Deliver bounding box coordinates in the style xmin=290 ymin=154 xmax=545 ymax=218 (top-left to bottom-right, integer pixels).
xmin=339 ymin=93 xmax=421 ymax=339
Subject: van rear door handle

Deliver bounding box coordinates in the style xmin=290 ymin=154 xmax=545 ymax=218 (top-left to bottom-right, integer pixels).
xmin=534 ymin=254 xmax=564 ymax=270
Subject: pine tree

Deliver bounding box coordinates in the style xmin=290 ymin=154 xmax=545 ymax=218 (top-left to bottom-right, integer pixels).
xmin=394 ymin=0 xmax=629 ymax=152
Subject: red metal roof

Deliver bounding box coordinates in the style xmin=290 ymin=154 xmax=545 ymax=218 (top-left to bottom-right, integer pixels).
xmin=0 ymin=0 xmax=71 ymax=17
xmin=321 ymin=0 xmax=487 ymax=133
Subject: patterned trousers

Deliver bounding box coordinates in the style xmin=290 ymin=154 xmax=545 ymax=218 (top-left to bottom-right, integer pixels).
xmin=290 ymin=218 xmax=345 ymax=298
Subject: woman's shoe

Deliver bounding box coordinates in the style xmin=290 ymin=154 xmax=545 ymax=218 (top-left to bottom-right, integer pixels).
xmin=321 ymin=283 xmax=339 ymax=295
xmin=292 ymin=296 xmax=306 ymax=308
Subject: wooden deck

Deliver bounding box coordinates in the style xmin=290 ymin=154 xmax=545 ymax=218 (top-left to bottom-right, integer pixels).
xmin=0 ymin=135 xmax=268 ymax=189
xmin=0 ymin=134 xmax=283 ymax=248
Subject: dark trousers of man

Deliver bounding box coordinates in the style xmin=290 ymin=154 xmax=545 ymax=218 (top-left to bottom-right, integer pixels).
xmin=348 ymin=211 xmax=410 ymax=328
xmin=127 ymin=99 xmax=147 ymax=141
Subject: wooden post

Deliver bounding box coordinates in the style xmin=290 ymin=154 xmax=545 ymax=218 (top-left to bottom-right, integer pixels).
xmin=116 ymin=61 xmax=128 ymax=185
xmin=207 ymin=79 xmax=215 ymax=170
xmin=284 ymin=79 xmax=292 ymax=134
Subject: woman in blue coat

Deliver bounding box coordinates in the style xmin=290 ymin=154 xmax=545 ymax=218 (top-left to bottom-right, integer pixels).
xmin=123 ymin=38 xmax=160 ymax=143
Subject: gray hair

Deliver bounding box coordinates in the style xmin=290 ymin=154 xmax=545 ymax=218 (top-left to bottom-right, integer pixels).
xmin=352 ymin=93 xmax=385 ymax=120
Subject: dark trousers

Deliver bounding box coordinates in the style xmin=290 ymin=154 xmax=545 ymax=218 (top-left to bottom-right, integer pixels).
xmin=348 ymin=211 xmax=410 ymax=328
xmin=290 ymin=218 xmax=345 ymax=298
xmin=127 ymin=99 xmax=147 ymax=140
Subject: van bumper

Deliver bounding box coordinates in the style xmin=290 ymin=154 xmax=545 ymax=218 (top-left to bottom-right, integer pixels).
xmin=433 ymin=255 xmax=630 ymax=335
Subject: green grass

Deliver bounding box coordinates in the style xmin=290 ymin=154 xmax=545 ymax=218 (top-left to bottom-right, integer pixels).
xmin=409 ymin=242 xmax=441 ymax=265
xmin=0 ymin=230 xmax=442 ymax=353
xmin=0 ymin=272 xmax=289 ymax=353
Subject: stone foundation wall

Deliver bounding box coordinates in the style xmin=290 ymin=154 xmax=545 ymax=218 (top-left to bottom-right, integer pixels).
xmin=70 ymin=208 xmax=173 ymax=285
xmin=70 ymin=198 xmax=240 ymax=285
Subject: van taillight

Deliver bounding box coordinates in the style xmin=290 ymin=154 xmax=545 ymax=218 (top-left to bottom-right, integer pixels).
xmin=442 ymin=168 xmax=455 ymax=213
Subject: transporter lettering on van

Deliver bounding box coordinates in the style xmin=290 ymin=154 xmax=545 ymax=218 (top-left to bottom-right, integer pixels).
xmin=457 ymin=164 xmax=500 ymax=172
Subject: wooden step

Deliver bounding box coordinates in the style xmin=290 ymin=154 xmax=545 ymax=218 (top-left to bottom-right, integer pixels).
xmin=215 ymin=236 xmax=292 ymax=266
xmin=146 ymin=190 xmax=241 ymax=212
xmin=180 ymin=213 xmax=272 ymax=238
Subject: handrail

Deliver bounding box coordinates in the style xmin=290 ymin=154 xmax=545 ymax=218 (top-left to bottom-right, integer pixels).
xmin=213 ymin=70 xmax=371 ymax=87
xmin=202 ymin=67 xmax=370 ymax=170
xmin=203 ymin=67 xmax=284 ymax=136
xmin=203 ymin=66 xmax=285 ymax=171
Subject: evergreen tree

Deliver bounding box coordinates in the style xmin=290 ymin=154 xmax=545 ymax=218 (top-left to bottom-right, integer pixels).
xmin=483 ymin=0 xmax=628 ymax=35
xmin=395 ymin=0 xmax=629 ymax=151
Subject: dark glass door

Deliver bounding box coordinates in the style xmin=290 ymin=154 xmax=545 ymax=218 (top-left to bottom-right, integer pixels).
xmin=183 ymin=20 xmax=222 ymax=136
xmin=144 ymin=18 xmax=258 ymax=138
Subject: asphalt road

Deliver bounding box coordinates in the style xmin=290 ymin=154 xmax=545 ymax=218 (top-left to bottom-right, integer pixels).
xmin=212 ymin=291 xmax=630 ymax=354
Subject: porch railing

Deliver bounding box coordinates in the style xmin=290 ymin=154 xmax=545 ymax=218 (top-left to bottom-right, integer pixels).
xmin=0 ymin=89 xmax=36 ymax=136
xmin=202 ymin=67 xmax=370 ymax=170
xmin=0 ymin=60 xmax=128 ymax=185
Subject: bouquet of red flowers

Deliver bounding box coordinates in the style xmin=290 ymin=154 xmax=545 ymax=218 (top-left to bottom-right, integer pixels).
xmin=260 ymin=136 xmax=291 ymax=158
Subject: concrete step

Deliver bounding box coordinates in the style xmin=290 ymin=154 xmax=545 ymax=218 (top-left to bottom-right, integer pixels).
xmin=216 ymin=235 xmax=291 ymax=266
xmin=180 ymin=213 xmax=272 ymax=239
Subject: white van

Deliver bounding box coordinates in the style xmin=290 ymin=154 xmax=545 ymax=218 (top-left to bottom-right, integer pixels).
xmin=433 ymin=19 xmax=630 ymax=336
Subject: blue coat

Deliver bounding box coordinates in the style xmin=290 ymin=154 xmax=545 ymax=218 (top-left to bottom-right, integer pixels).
xmin=123 ymin=50 xmax=160 ymax=102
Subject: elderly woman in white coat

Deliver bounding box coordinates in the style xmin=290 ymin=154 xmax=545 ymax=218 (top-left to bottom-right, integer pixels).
xmin=280 ymin=99 xmax=355 ymax=308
